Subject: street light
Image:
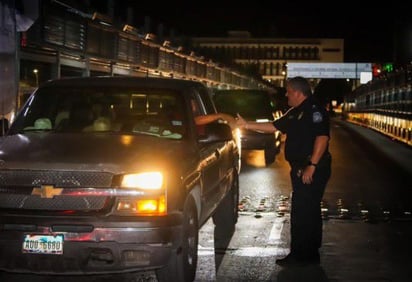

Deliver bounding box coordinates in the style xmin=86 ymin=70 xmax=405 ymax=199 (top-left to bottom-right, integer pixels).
xmin=33 ymin=69 xmax=38 ymax=87
xmin=281 ymin=62 xmax=287 ymax=87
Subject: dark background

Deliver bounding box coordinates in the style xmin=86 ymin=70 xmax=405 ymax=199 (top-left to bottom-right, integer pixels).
xmin=105 ymin=1 xmax=410 ymax=63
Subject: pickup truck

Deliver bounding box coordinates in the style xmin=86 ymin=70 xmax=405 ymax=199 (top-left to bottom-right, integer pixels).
xmin=0 ymin=76 xmax=240 ymax=282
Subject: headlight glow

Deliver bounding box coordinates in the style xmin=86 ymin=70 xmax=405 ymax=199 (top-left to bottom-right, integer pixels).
xmin=117 ymin=195 xmax=167 ymax=215
xmin=122 ymin=172 xmax=163 ymax=189
xmin=234 ymin=128 xmax=241 ymax=148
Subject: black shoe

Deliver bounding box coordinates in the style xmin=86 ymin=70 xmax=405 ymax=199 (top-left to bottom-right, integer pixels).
xmin=276 ymin=253 xmax=299 ymax=266
xmin=302 ymin=254 xmax=320 ymax=265
xmin=276 ymin=253 xmax=320 ymax=267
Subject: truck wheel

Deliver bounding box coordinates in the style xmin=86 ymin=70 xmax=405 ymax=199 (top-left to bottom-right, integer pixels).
xmin=264 ymin=147 xmax=276 ymax=166
xmin=212 ymin=171 xmax=239 ymax=227
xmin=155 ymin=199 xmax=198 ymax=282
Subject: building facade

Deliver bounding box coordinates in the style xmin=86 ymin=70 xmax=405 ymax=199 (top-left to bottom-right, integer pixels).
xmin=191 ymin=31 xmax=344 ymax=86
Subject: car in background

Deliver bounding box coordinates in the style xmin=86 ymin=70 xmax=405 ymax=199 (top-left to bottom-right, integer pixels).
xmin=0 ymin=76 xmax=240 ymax=282
xmin=213 ymin=89 xmax=283 ymax=166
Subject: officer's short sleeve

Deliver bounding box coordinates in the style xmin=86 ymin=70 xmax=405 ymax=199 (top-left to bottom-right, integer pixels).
xmin=311 ymin=108 xmax=329 ymax=137
xmin=273 ymin=114 xmax=288 ymax=133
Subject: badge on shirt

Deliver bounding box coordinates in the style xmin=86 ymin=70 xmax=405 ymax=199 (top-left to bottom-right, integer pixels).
xmin=312 ymin=112 xmax=323 ymax=123
xmin=297 ymin=112 xmax=303 ymax=120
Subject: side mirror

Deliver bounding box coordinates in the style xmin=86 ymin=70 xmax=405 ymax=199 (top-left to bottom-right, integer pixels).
xmin=198 ymin=122 xmax=233 ymax=144
xmin=0 ymin=118 xmax=9 ymax=136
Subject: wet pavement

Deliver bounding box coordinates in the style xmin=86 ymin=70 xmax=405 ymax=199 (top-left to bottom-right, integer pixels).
xmin=279 ymin=118 xmax=412 ymax=282
xmin=217 ymin=118 xmax=412 ymax=282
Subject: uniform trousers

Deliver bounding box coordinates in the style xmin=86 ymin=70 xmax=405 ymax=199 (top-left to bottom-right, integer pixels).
xmin=289 ymin=156 xmax=331 ymax=259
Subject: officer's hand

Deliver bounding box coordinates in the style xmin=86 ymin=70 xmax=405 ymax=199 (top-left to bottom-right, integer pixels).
xmin=302 ymin=165 xmax=315 ymax=184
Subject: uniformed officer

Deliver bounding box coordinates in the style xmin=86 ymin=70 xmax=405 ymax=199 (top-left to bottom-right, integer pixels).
xmin=236 ymin=76 xmax=331 ymax=266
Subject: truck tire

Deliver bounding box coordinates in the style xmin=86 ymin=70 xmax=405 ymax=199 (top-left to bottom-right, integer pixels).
xmin=264 ymin=147 xmax=276 ymax=166
xmin=155 ymin=199 xmax=198 ymax=282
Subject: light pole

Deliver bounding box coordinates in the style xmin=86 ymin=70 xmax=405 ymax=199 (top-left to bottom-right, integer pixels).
xmin=33 ymin=69 xmax=38 ymax=87
xmin=281 ymin=62 xmax=287 ymax=87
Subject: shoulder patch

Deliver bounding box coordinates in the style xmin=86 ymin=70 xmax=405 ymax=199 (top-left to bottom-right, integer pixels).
xmin=312 ymin=112 xmax=323 ymax=123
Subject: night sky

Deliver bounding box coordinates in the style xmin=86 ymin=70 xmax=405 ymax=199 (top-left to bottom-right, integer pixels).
xmin=109 ymin=1 xmax=408 ymax=63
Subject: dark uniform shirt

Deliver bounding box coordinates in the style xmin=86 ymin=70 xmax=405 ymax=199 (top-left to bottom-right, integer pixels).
xmin=273 ymin=96 xmax=330 ymax=163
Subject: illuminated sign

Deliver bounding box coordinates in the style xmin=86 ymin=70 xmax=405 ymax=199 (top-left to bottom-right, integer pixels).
xmin=287 ymin=63 xmax=372 ymax=79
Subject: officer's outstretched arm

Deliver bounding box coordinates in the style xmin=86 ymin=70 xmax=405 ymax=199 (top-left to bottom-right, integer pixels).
xmin=236 ymin=113 xmax=277 ymax=133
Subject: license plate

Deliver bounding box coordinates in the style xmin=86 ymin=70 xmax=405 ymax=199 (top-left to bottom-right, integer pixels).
xmin=22 ymin=234 xmax=64 ymax=255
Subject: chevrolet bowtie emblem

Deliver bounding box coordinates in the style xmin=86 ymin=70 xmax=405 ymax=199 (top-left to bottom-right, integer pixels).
xmin=32 ymin=185 xmax=63 ymax=198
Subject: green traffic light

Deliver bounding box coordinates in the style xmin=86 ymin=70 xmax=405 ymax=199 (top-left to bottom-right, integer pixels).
xmin=383 ymin=63 xmax=393 ymax=72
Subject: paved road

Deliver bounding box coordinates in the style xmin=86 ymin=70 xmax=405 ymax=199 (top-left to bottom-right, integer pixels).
xmin=194 ymin=118 xmax=412 ymax=281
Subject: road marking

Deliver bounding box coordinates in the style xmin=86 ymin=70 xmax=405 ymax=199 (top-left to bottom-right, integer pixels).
xmin=198 ymin=246 xmax=289 ymax=257
xmin=198 ymin=245 xmax=215 ymax=256
xmin=232 ymin=246 xmax=289 ymax=257
xmin=269 ymin=216 xmax=288 ymax=241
